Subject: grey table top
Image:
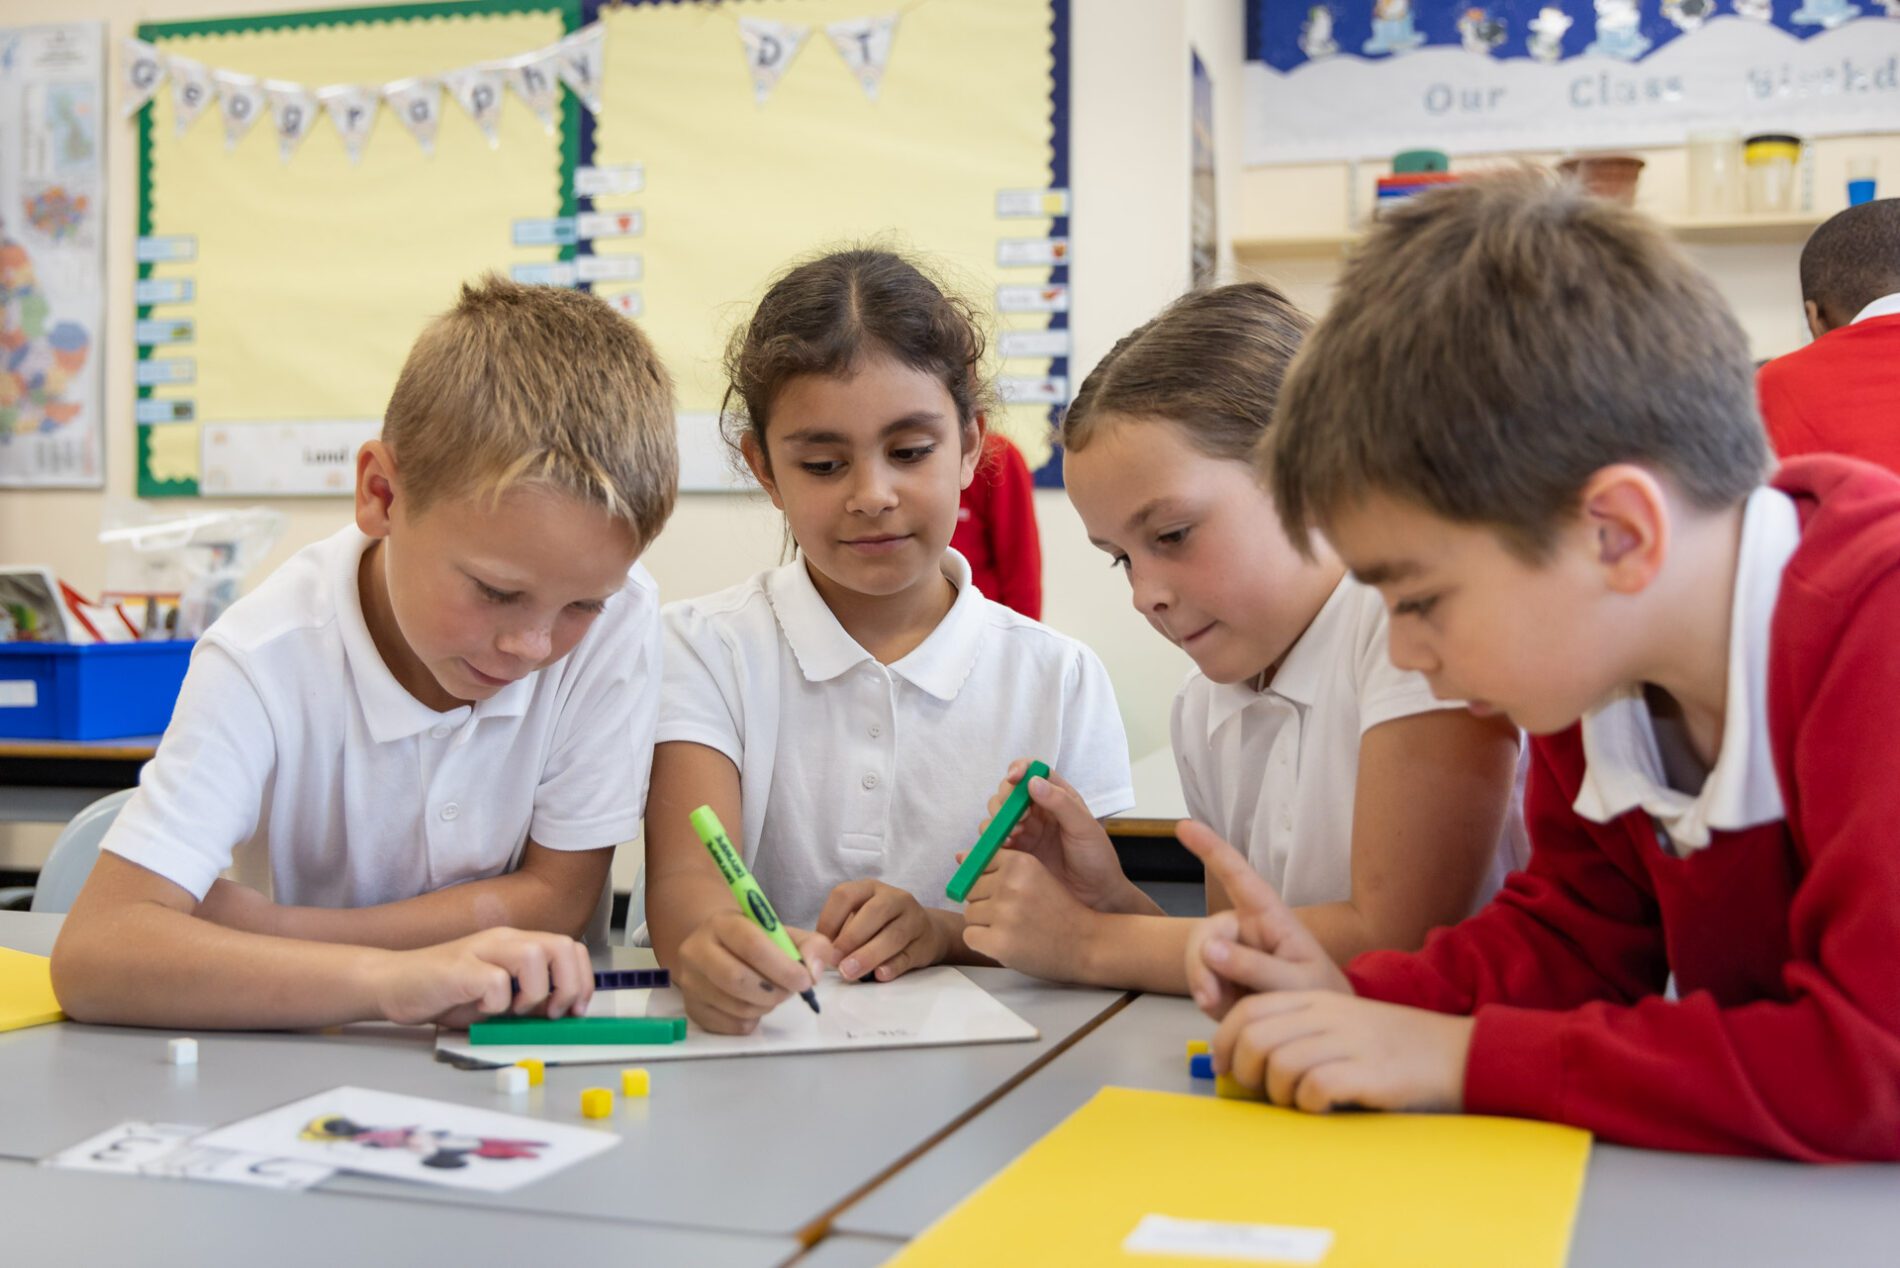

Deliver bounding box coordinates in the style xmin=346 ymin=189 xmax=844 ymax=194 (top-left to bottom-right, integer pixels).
xmin=0 ymin=1156 xmax=801 ymax=1268
xmin=0 ymin=912 xmax=1125 ymax=1242
xmin=791 ymin=1233 xmax=903 ymax=1268
xmin=833 ymin=992 xmax=1900 ymax=1267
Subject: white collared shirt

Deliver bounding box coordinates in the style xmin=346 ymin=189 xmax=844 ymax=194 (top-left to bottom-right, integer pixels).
xmin=1172 ymin=578 xmax=1528 ymax=908
xmin=103 ymin=525 xmax=661 ymax=904
xmin=1851 ymin=291 xmax=1900 ymax=325
xmin=1572 ymin=486 xmax=1798 ymax=853
xmin=656 ymin=549 xmax=1135 ymax=927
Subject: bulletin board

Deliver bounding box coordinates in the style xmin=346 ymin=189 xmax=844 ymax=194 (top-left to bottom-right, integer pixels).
xmin=134 ymin=0 xmax=579 ymax=497
xmin=132 ymin=0 xmax=1071 ymax=497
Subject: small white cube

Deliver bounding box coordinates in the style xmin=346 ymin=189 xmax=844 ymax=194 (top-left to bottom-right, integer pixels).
xmin=166 ymin=1037 xmax=198 ymax=1066
xmin=494 ymin=1065 xmax=530 ymax=1094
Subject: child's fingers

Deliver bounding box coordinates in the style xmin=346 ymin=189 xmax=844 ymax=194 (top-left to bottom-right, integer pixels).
xmin=788 ymin=926 xmax=837 ymax=971
xmin=833 ymin=888 xmax=903 ymax=957
xmin=1264 ymin=1034 xmax=1350 ymax=1109
xmin=814 ymin=880 xmax=874 ymax=940
xmin=713 ymin=916 xmax=812 ymax=999
xmin=1184 ymin=911 xmax=1240 ymax=1012
xmin=543 ymin=939 xmax=591 ymax=1019
xmin=871 ymin=945 xmax=919 ymax=981
xmin=1177 ymin=821 xmax=1300 ymax=936
xmin=844 ymin=916 xmax=921 ymax=981
xmin=962 ymin=922 xmax=996 ymax=960
xmin=1201 ymin=936 xmax=1313 ymax=996
xmin=1211 ymin=989 xmax=1315 ymax=1075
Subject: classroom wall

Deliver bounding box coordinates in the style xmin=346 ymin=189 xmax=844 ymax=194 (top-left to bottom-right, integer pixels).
xmin=0 ymin=0 xmax=1234 ymax=871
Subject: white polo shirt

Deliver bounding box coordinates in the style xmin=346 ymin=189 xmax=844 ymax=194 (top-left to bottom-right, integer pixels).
xmin=103 ymin=525 xmax=661 ymax=906
xmin=1172 ymin=577 xmax=1528 ymax=910
xmin=1572 ymin=485 xmax=1797 ymax=855
xmin=657 ymin=549 xmax=1135 ymax=927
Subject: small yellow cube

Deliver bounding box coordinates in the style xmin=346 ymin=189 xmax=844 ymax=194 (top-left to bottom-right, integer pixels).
xmin=1214 ymin=1073 xmax=1267 ymax=1103
xmin=581 ymin=1087 xmax=615 ymax=1118
xmin=621 ymin=1067 xmax=650 ymax=1098
xmin=1186 ymin=1039 xmax=1211 ymax=1059
xmin=514 ymin=1058 xmax=545 ymax=1088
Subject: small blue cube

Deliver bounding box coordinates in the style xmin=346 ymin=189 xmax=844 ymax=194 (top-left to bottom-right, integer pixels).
xmin=1189 ymin=1053 xmax=1214 ymax=1080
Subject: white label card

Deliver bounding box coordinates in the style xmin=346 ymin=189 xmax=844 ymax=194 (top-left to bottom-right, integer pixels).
xmin=996 ymin=237 xmax=1070 ymax=267
xmin=576 ymin=254 xmax=642 ymax=283
xmin=199 ymin=418 xmax=379 ymax=496
xmin=135 ymin=278 xmax=195 ymax=305
xmin=996 ymin=284 xmax=1069 ymax=314
xmin=998 ymin=328 xmax=1071 ymax=358
xmin=996 ymin=187 xmax=1070 ymax=217
xmin=576 ymin=210 xmax=643 ymax=240
xmin=575 ymin=162 xmax=644 ymax=196
xmin=136 ymin=398 xmax=194 ymax=424
xmin=997 ymin=375 xmax=1068 ymax=405
xmin=0 ymin=680 xmax=38 ymax=708
xmin=137 ymin=358 xmax=195 ymax=386
xmin=601 ymin=291 xmax=643 ymax=317
xmin=1124 ymin=1215 xmax=1335 ymax=1263
xmin=135 ymin=235 xmax=196 ymax=262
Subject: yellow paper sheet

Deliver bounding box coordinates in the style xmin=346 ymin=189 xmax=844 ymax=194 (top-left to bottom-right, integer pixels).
xmin=894 ymin=1087 xmax=1592 ymax=1268
xmin=0 ymin=946 xmax=65 ymax=1033
xmin=142 ymin=9 xmax=569 ymax=487
xmin=594 ymin=0 xmax=1061 ymax=466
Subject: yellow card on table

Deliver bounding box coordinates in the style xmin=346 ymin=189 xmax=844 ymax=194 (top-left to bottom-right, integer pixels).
xmin=0 ymin=945 xmax=65 ymax=1033
xmin=894 ymin=1087 xmax=1591 ymax=1267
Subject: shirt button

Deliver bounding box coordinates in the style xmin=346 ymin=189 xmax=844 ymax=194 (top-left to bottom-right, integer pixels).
xmin=861 ymin=772 xmax=880 ymax=790
xmin=440 ymin=803 xmax=461 ymax=822
xmin=869 ymin=723 xmax=882 ymax=738
xmin=431 ymin=725 xmax=451 ymax=740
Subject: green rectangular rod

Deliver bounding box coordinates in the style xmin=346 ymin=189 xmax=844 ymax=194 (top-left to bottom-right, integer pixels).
xmin=946 ymin=760 xmax=1051 ymax=903
xmin=469 ymin=1016 xmax=687 ymax=1046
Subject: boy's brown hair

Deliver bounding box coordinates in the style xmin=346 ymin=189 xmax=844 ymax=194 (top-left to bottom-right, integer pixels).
xmin=1062 ymin=282 xmax=1312 ymax=463
xmin=383 ymin=274 xmax=678 ymax=545
xmin=1265 ymin=168 xmax=1769 ymax=560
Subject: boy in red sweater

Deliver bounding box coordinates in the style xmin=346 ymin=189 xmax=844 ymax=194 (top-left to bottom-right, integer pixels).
xmin=951 ymin=430 xmax=1042 ymax=618
xmin=1756 ymin=198 xmax=1900 ymax=472
xmin=1180 ymin=169 xmax=1900 ymax=1161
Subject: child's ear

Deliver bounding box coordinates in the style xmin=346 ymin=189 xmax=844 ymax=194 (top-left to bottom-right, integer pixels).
xmin=959 ymin=413 xmax=987 ymax=492
xmin=740 ymin=431 xmax=785 ymax=510
xmin=1803 ymin=299 xmax=1829 ymax=342
xmin=1578 ymin=464 xmax=1668 ymax=594
xmin=354 ymin=441 xmax=399 ymax=539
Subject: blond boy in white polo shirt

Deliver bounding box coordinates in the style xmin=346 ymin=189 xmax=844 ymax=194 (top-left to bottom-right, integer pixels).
xmin=52 ymin=277 xmax=678 ymax=1030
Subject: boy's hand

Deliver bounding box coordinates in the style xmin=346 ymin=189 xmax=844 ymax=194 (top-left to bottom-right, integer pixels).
xmin=1212 ymin=991 xmax=1473 ymax=1114
xmin=815 ymin=880 xmax=950 ymax=983
xmin=985 ymin=760 xmax=1138 ymax=912
xmin=961 ymin=850 xmax=1100 ymax=981
xmin=1178 ymin=820 xmax=1350 ymax=1017
xmin=195 ymin=880 xmax=281 ymax=936
xmin=674 ymin=911 xmax=835 ymax=1035
xmin=374 ymin=927 xmax=594 ymax=1028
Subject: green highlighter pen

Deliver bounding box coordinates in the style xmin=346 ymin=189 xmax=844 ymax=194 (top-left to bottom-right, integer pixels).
xmin=946 ymin=759 xmax=1051 ymax=903
xmin=690 ymin=805 xmax=820 ymax=1014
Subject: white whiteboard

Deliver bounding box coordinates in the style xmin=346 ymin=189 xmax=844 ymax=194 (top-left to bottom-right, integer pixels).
xmin=434 ymin=965 xmax=1037 ymax=1068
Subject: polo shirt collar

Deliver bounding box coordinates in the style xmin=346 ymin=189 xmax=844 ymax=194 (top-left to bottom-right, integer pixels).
xmin=329 ymin=528 xmax=528 ymax=743
xmin=766 ymin=549 xmax=983 ymax=701
xmin=1571 ymin=486 xmax=1797 ymax=853
xmin=1851 ymin=291 xmax=1900 ymax=325
xmin=1203 ymin=575 xmax=1353 ymax=741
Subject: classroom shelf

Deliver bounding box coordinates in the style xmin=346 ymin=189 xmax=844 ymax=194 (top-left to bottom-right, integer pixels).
xmin=1234 ymin=211 xmax=1824 ymax=263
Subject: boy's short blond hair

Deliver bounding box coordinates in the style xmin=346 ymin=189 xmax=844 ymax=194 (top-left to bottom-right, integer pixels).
xmin=1265 ymin=168 xmax=1769 ymax=560
xmin=383 ymin=275 xmax=678 ymax=545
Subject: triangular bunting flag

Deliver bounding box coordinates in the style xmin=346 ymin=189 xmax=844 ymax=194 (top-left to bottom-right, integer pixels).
xmin=122 ymin=38 xmax=166 ymax=117
xmin=382 ymin=76 xmax=442 ymax=155
xmin=738 ymin=17 xmax=810 ymax=106
xmin=556 ymin=23 xmax=605 ymax=116
xmin=168 ymin=56 xmax=214 ymax=135
xmin=503 ymin=48 xmax=563 ymax=133
xmin=211 ymin=69 xmax=265 ymax=149
xmin=265 ymin=81 xmax=318 ymax=161
xmin=825 ymin=13 xmax=899 ymax=101
xmin=317 ymin=84 xmax=380 ymax=163
xmin=444 ymin=66 xmax=505 ymax=147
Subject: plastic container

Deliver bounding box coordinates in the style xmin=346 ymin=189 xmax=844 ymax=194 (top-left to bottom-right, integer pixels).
xmin=1558 ymin=153 xmax=1645 ymax=206
xmin=1744 ymin=134 xmax=1802 ymax=214
xmin=0 ymin=641 xmax=194 ymax=740
xmin=1848 ymin=157 xmax=1878 ymax=207
xmin=1687 ymin=131 xmax=1743 ymax=216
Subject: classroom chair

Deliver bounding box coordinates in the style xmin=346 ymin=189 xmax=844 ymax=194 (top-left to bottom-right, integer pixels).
xmin=24 ymin=788 xmax=136 ymax=914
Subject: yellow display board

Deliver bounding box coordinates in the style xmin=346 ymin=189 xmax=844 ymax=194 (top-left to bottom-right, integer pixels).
xmin=136 ymin=1 xmax=576 ymax=496
xmin=588 ymin=0 xmax=1065 ymax=480
xmin=134 ymin=0 xmax=1069 ymax=496
xmin=896 ymin=1087 xmax=1593 ymax=1267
